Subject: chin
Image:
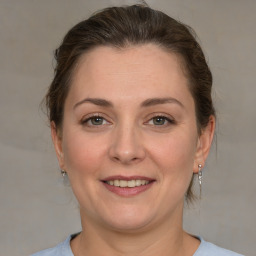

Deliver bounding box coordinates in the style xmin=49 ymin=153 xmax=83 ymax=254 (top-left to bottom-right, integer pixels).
xmin=105 ymin=216 xmax=153 ymax=232
xmin=96 ymin=204 xmax=156 ymax=232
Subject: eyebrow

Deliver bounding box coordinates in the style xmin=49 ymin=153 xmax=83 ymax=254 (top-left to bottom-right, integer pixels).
xmin=73 ymin=97 xmax=184 ymax=109
xmin=141 ymin=97 xmax=184 ymax=108
xmin=73 ymin=98 xmax=113 ymax=109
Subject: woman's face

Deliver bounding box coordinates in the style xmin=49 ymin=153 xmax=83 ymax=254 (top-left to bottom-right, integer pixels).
xmin=52 ymin=44 xmax=213 ymax=231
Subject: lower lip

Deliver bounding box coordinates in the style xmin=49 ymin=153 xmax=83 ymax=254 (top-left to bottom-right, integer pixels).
xmin=102 ymin=182 xmax=155 ymax=197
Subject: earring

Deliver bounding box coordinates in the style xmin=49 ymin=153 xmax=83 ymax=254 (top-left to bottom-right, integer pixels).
xmin=60 ymin=169 xmax=69 ymax=186
xmin=61 ymin=169 xmax=67 ymax=177
xmin=198 ymin=164 xmax=202 ymax=185
xmin=198 ymin=164 xmax=203 ymax=197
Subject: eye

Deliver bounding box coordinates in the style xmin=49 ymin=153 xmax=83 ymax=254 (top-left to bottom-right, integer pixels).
xmin=81 ymin=115 xmax=109 ymax=126
xmin=147 ymin=115 xmax=175 ymax=126
xmin=89 ymin=116 xmax=105 ymax=125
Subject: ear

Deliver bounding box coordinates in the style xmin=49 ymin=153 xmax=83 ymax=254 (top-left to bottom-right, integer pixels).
xmin=51 ymin=121 xmax=65 ymax=170
xmin=193 ymin=115 xmax=215 ymax=173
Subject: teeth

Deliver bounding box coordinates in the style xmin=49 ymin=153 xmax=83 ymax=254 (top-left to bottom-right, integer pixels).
xmin=114 ymin=180 xmax=119 ymax=186
xmin=106 ymin=179 xmax=150 ymax=188
xmin=135 ymin=180 xmax=141 ymax=186
xmin=128 ymin=180 xmax=135 ymax=187
xmin=119 ymin=180 xmax=127 ymax=187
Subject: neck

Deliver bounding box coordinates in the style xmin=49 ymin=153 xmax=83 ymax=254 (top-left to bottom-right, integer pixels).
xmin=71 ymin=204 xmax=199 ymax=256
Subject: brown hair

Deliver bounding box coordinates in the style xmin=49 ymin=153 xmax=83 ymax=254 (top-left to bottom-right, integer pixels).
xmin=45 ymin=4 xmax=215 ymax=202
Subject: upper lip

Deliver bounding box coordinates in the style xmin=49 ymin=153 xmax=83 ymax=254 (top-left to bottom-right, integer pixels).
xmin=102 ymin=175 xmax=155 ymax=182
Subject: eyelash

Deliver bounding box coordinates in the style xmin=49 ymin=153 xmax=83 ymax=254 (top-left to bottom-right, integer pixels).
xmin=147 ymin=115 xmax=176 ymax=127
xmin=81 ymin=113 xmax=176 ymax=128
xmin=81 ymin=114 xmax=110 ymax=127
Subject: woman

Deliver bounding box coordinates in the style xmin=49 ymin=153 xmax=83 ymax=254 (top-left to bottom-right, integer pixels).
xmin=32 ymin=4 xmax=243 ymax=256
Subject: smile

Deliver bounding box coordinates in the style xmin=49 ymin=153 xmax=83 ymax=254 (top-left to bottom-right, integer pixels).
xmin=105 ymin=179 xmax=150 ymax=188
xmin=102 ymin=176 xmax=155 ymax=197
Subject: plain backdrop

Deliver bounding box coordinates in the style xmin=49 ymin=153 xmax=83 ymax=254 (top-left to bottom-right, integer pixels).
xmin=0 ymin=0 xmax=255 ymax=255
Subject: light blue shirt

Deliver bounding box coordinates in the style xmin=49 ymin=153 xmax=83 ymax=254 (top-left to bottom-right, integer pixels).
xmin=31 ymin=234 xmax=244 ymax=256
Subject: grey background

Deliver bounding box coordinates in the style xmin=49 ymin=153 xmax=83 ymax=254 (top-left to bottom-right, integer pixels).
xmin=0 ymin=0 xmax=255 ymax=255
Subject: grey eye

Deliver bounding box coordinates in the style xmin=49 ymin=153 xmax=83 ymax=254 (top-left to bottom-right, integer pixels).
xmin=152 ymin=116 xmax=168 ymax=125
xmin=90 ymin=117 xmax=104 ymax=125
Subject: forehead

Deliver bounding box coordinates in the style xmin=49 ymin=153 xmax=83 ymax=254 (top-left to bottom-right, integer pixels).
xmin=67 ymin=44 xmax=193 ymax=106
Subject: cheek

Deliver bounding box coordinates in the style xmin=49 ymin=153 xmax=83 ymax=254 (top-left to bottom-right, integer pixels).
xmin=62 ymin=130 xmax=108 ymax=175
xmin=147 ymin=131 xmax=197 ymax=178
xmin=148 ymin=132 xmax=197 ymax=205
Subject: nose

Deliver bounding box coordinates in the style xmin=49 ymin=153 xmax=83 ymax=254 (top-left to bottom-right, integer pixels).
xmin=108 ymin=123 xmax=146 ymax=165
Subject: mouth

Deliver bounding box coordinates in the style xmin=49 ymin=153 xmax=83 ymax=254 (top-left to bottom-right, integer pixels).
xmin=103 ymin=179 xmax=151 ymax=187
xmin=101 ymin=176 xmax=155 ymax=197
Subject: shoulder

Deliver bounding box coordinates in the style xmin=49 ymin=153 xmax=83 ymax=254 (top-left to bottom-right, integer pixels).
xmin=31 ymin=235 xmax=74 ymax=256
xmin=194 ymin=237 xmax=244 ymax=256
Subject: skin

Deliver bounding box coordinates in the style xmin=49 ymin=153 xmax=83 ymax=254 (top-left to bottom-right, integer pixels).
xmin=51 ymin=44 xmax=215 ymax=256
